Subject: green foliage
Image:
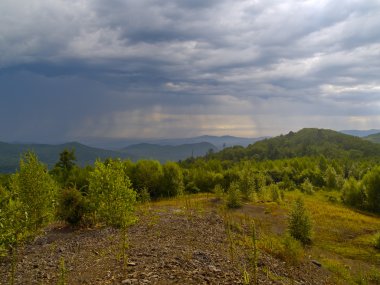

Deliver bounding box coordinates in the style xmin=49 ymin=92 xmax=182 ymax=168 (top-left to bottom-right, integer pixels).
xmin=57 ymin=188 xmax=87 ymax=225
xmin=301 ymin=178 xmax=314 ymax=195
xmin=281 ymin=234 xmax=304 ymax=265
xmin=214 ymin=128 xmax=380 ymax=162
xmin=341 ymin=177 xmax=366 ymax=208
xmin=88 ymin=160 xmax=137 ymax=227
xmin=137 ymin=187 xmax=151 ymax=203
xmin=288 ymin=197 xmax=312 ymax=245
xmin=0 ymin=194 xmax=28 ymax=256
xmin=132 ymin=160 xmax=163 ymax=199
xmin=212 ymin=184 xmax=224 ymax=200
xmin=185 ymin=181 xmax=200 ymax=194
xmin=226 ymin=181 xmax=242 ymax=208
xmin=11 ymin=152 xmax=58 ymax=231
xmin=374 ymin=232 xmax=380 ymax=250
xmin=239 ymin=166 xmax=256 ymax=201
xmin=362 ymin=166 xmax=380 ymax=213
xmin=162 ymin=162 xmax=184 ymax=197
xmin=324 ymin=166 xmax=339 ymax=190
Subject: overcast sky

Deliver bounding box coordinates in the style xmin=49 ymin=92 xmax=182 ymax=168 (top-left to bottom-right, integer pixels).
xmin=1 ymin=0 xmax=380 ymax=143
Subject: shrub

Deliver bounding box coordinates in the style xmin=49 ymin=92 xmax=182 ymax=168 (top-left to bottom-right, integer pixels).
xmin=137 ymin=187 xmax=151 ymax=203
xmin=374 ymin=233 xmax=380 ymax=250
xmin=58 ymin=188 xmax=87 ymax=226
xmin=213 ymin=184 xmax=225 ymax=200
xmin=10 ymin=152 xmax=58 ymax=231
xmin=301 ymin=178 xmax=314 ymax=195
xmin=362 ymin=166 xmax=380 ymax=213
xmin=88 ymin=160 xmax=137 ymax=227
xmin=162 ymin=162 xmax=184 ymax=197
xmin=226 ymin=181 xmax=242 ymax=208
xmin=281 ymin=234 xmax=304 ymax=265
xmin=185 ymin=181 xmax=200 ymax=194
xmin=288 ymin=197 xmax=312 ymax=245
xmin=341 ymin=177 xmax=365 ymax=208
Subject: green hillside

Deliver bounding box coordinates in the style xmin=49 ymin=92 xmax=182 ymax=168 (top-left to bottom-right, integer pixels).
xmin=213 ymin=128 xmax=380 ymax=161
xmin=364 ymin=132 xmax=380 ymax=143
xmin=0 ymin=141 xmax=218 ymax=173
xmin=122 ymin=142 xmax=218 ymax=162
xmin=0 ymin=141 xmax=132 ymax=173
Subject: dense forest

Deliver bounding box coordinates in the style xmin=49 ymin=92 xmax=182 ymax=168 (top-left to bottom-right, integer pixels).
xmin=1 ymin=128 xmax=380 ymax=283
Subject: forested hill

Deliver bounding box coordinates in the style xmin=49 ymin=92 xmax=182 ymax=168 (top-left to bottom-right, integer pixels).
xmin=121 ymin=142 xmax=217 ymax=162
xmin=364 ymin=133 xmax=380 ymax=144
xmin=0 ymin=142 xmax=131 ymax=173
xmin=0 ymin=141 xmax=218 ymax=173
xmin=211 ymin=128 xmax=380 ymax=161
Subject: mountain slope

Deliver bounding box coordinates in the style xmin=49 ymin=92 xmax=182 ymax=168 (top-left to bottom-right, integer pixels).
xmin=364 ymin=133 xmax=380 ymax=144
xmin=82 ymin=135 xmax=264 ymax=149
xmin=122 ymin=142 xmax=217 ymax=162
xmin=0 ymin=142 xmax=132 ymax=173
xmin=340 ymin=129 xmax=380 ymax=137
xmin=213 ymin=128 xmax=380 ymax=161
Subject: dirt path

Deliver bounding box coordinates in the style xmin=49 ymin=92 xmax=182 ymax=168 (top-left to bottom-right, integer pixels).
xmin=0 ymin=200 xmax=331 ymax=284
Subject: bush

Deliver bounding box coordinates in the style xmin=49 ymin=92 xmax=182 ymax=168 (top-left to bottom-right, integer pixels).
xmin=212 ymin=184 xmax=225 ymax=200
xmin=281 ymin=234 xmax=304 ymax=265
xmin=10 ymin=152 xmax=58 ymax=231
xmin=362 ymin=166 xmax=380 ymax=213
xmin=88 ymin=160 xmax=137 ymax=227
xmin=374 ymin=233 xmax=380 ymax=250
xmin=301 ymin=178 xmax=314 ymax=195
xmin=58 ymin=188 xmax=87 ymax=226
xmin=185 ymin=181 xmax=200 ymax=194
xmin=137 ymin=187 xmax=151 ymax=203
xmin=226 ymin=181 xmax=242 ymax=208
xmin=341 ymin=178 xmax=365 ymax=208
xmin=288 ymin=197 xmax=312 ymax=245
xmin=162 ymin=162 xmax=184 ymax=197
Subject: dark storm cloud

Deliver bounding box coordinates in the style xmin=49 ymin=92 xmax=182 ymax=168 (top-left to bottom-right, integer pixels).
xmin=0 ymin=0 xmax=380 ymax=141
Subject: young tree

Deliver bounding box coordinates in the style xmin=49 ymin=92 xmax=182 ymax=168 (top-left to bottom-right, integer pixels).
xmin=11 ymin=152 xmax=58 ymax=231
xmin=88 ymin=160 xmax=137 ymax=227
xmin=362 ymin=166 xmax=380 ymax=213
xmin=288 ymin=197 xmax=312 ymax=245
xmin=131 ymin=160 xmax=163 ymax=199
xmin=52 ymin=149 xmax=77 ymax=186
xmin=162 ymin=162 xmax=184 ymax=197
xmin=226 ymin=181 xmax=242 ymax=208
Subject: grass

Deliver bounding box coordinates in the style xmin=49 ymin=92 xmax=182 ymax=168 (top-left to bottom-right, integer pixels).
xmin=137 ymin=192 xmax=380 ymax=284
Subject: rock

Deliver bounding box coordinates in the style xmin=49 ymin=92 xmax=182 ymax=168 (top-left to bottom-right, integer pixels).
xmin=121 ymin=278 xmax=138 ymax=284
xmin=311 ymin=260 xmax=322 ymax=267
xmin=127 ymin=262 xmax=137 ymax=266
xmin=208 ymin=265 xmax=221 ymax=273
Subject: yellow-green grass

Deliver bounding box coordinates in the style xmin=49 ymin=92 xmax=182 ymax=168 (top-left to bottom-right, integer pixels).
xmin=138 ymin=192 xmax=380 ymax=283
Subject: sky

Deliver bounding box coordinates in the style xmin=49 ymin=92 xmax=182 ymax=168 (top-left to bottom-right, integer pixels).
xmin=1 ymin=0 xmax=380 ymax=143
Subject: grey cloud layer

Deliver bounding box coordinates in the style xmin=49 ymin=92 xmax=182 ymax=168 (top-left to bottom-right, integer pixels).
xmin=0 ymin=0 xmax=379 ymax=141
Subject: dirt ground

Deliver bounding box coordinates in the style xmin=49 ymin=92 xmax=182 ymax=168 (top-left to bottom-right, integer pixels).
xmin=0 ymin=199 xmax=331 ymax=284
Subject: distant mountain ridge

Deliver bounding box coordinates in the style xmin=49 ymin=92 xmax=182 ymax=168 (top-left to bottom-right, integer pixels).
xmin=340 ymin=129 xmax=380 ymax=137
xmin=364 ymin=133 xmax=380 ymax=144
xmin=121 ymin=142 xmax=217 ymax=162
xmin=0 ymin=141 xmax=218 ymax=173
xmin=0 ymin=141 xmax=130 ymax=173
xmin=81 ymin=135 xmax=265 ymax=149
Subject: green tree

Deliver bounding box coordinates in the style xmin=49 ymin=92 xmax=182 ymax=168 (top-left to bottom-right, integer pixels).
xmin=162 ymin=162 xmax=184 ymax=197
xmin=226 ymin=181 xmax=242 ymax=208
xmin=362 ymin=166 xmax=380 ymax=213
xmin=288 ymin=197 xmax=312 ymax=245
xmin=131 ymin=160 xmax=163 ymax=199
xmin=88 ymin=160 xmax=137 ymax=227
xmin=52 ymin=149 xmax=77 ymax=186
xmin=11 ymin=152 xmax=58 ymax=231
xmin=341 ymin=177 xmax=365 ymax=209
